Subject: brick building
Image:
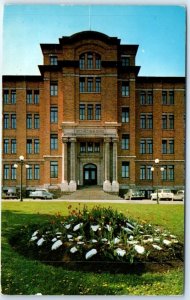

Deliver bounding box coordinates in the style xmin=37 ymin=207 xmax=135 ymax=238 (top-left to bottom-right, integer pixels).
xmin=2 ymin=31 xmax=185 ymax=196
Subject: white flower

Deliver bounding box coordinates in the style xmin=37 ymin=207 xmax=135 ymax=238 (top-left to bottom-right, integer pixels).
xmin=126 ymin=222 xmax=135 ymax=229
xmin=127 ymin=240 xmax=138 ymax=245
xmin=105 ymin=224 xmax=112 ymax=232
xmin=37 ymin=238 xmax=45 ymax=246
xmin=32 ymin=230 xmax=39 ymax=237
xmin=128 ymin=235 xmax=134 ymax=241
xmin=115 ymin=248 xmax=126 ymax=257
xmin=153 ymin=237 xmax=160 ymax=243
xmin=77 ymin=241 xmax=85 ymax=245
xmin=85 ymin=249 xmax=97 ymax=260
xmin=163 ymin=239 xmax=172 ymax=246
xmin=91 ymin=225 xmax=100 ymax=232
xmin=122 ymin=227 xmax=132 ymax=233
xmin=91 ymin=239 xmax=98 ymax=243
xmin=69 ymin=239 xmax=74 ymax=242
xmin=152 ymin=244 xmax=162 ymax=250
xmin=170 ymin=234 xmax=177 ymax=239
xmin=51 ymin=240 xmax=63 ymax=250
xmin=101 ymin=238 xmax=108 ymax=242
xmin=73 ymin=223 xmax=83 ymax=231
xmin=143 ymin=238 xmax=153 ymax=244
xmin=56 ymin=232 xmax=62 ymax=235
xmin=30 ymin=236 xmax=38 ymax=241
xmin=134 ymin=245 xmax=145 ymax=254
xmin=75 ymin=236 xmax=83 ymax=241
xmin=52 ymin=237 xmax=57 ymax=242
xmin=70 ymin=246 xmax=78 ymax=253
xmin=113 ymin=237 xmax=120 ymax=244
xmin=65 ymin=224 xmax=71 ymax=229
xmin=67 ymin=234 xmax=73 ymax=239
xmin=171 ymin=239 xmax=179 ymax=244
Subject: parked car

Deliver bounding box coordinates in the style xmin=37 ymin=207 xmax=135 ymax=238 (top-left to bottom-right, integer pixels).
xmin=173 ymin=190 xmax=184 ymax=201
xmin=29 ymin=189 xmax=53 ymax=200
xmin=124 ymin=189 xmax=145 ymax=200
xmin=150 ymin=189 xmax=174 ymax=201
xmin=2 ymin=187 xmax=18 ymax=199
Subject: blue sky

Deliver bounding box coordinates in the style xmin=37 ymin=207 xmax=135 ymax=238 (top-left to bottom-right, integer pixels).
xmin=2 ymin=5 xmax=186 ymax=76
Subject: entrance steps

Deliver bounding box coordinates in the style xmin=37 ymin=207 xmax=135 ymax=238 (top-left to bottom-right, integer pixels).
xmin=60 ymin=186 xmax=123 ymax=200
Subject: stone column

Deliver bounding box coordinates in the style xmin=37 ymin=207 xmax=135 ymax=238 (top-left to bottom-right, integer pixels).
xmin=61 ymin=137 xmax=69 ymax=191
xmin=112 ymin=138 xmax=119 ymax=193
xmin=69 ymin=137 xmax=77 ymax=192
xmin=103 ymin=137 xmax=112 ymax=192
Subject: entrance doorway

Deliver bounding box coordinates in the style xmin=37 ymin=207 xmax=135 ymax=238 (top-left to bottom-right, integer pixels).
xmin=83 ymin=163 xmax=97 ymax=186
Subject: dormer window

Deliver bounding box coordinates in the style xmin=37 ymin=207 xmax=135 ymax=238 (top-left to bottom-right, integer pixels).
xmin=121 ymin=55 xmax=130 ymax=67
xmin=79 ymin=52 xmax=101 ymax=70
xmin=50 ymin=55 xmax=58 ymax=65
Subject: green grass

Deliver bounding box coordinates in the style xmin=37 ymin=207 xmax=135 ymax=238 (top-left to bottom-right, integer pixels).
xmin=1 ymin=201 xmax=184 ymax=295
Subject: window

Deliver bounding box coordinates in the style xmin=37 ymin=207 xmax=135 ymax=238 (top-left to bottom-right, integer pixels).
xmin=140 ymin=92 xmax=146 ymax=105
xmin=162 ymin=139 xmax=174 ymax=154
xmin=95 ymin=78 xmax=101 ymax=92
xmin=87 ymin=53 xmax=93 ymax=69
xmin=162 ymin=115 xmax=167 ymax=129
xmin=121 ymin=134 xmax=129 ymax=150
xmin=80 ymin=142 xmax=86 ymax=153
xmin=162 ymin=91 xmax=174 ymax=105
xmin=50 ymin=107 xmax=58 ymax=123
xmin=79 ymin=104 xmax=85 ymax=120
xmin=87 ymin=142 xmax=93 ymax=152
xmin=169 ymin=140 xmax=174 ymax=154
xmin=27 ymin=114 xmax=32 ymax=129
xmin=140 ymin=115 xmax=146 ymax=129
xmin=162 ymin=91 xmax=167 ymax=105
xmin=26 ymin=90 xmax=33 ymax=104
xmin=34 ymin=139 xmax=40 ymax=153
xmin=50 ymin=82 xmax=58 ymax=96
xmin=4 ymin=114 xmax=9 ymax=129
xmin=169 ymin=91 xmax=174 ymax=105
xmin=95 ymin=54 xmax=101 ymax=69
xmin=140 ymin=90 xmax=153 ymax=105
xmin=34 ymin=114 xmax=40 ymax=129
xmin=50 ymin=134 xmax=58 ymax=150
xmin=34 ymin=90 xmax=39 ymax=104
xmin=95 ymin=104 xmax=101 ymax=120
xmin=4 ymin=165 xmax=9 ymax=179
xmin=3 ymin=90 xmax=9 ymax=104
xmin=34 ymin=165 xmax=40 ymax=180
xmin=27 ymin=139 xmax=32 ymax=154
xmin=140 ymin=166 xmax=146 ymax=180
xmin=4 ymin=139 xmax=9 ymax=154
xmin=122 ymin=107 xmax=129 ymax=123
xmin=140 ymin=114 xmax=153 ymax=129
xmin=162 ymin=114 xmax=174 ymax=129
xmin=79 ymin=78 xmax=85 ymax=93
xmin=140 ymin=139 xmax=153 ymax=155
xmin=11 ymin=90 xmax=16 ymax=104
xmin=79 ymin=54 xmax=85 ymax=69
xmin=162 ymin=140 xmax=167 ymax=154
xmin=11 ymin=114 xmax=16 ymax=129
xmin=140 ymin=140 xmax=146 ymax=154
xmin=11 ymin=139 xmax=17 ymax=154
xmin=94 ymin=142 xmax=100 ymax=152
xmin=122 ymin=162 xmax=129 ymax=178
xmin=121 ymin=56 xmax=130 ymax=67
xmin=26 ymin=165 xmax=32 ymax=180
xmin=169 ymin=114 xmax=174 ymax=129
xmin=87 ymin=78 xmax=93 ymax=92
xmin=11 ymin=165 xmax=17 ymax=180
xmin=140 ymin=165 xmax=153 ymax=180
xmin=50 ymin=55 xmax=58 ymax=65
xmin=87 ymin=104 xmax=93 ymax=120
xmin=122 ymin=82 xmax=129 ymax=96
xmin=161 ymin=165 xmax=174 ymax=181
xmin=50 ymin=161 xmax=58 ymax=178
xmin=147 ymin=91 xmax=153 ymax=105
xmin=80 ymin=53 xmax=101 ymax=70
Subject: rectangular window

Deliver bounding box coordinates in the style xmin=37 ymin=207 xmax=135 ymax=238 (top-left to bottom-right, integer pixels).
xmin=27 ymin=139 xmax=32 ymax=154
xmin=79 ymin=104 xmax=85 ymax=120
xmin=50 ymin=55 xmax=58 ymax=65
xmin=147 ymin=114 xmax=153 ymax=129
xmin=169 ymin=91 xmax=174 ymax=105
xmin=168 ymin=165 xmax=174 ymax=180
xmin=87 ymin=104 xmax=93 ymax=120
xmin=140 ymin=115 xmax=146 ymax=129
xmin=94 ymin=142 xmax=100 ymax=152
xmin=162 ymin=91 xmax=167 ymax=105
xmin=122 ymin=107 xmax=129 ymax=123
xmin=169 ymin=140 xmax=174 ymax=154
xmin=26 ymin=90 xmax=33 ymax=104
xmin=80 ymin=142 xmax=86 ymax=153
xmin=87 ymin=53 xmax=93 ymax=69
xmin=50 ymin=161 xmax=58 ymax=178
xmin=122 ymin=82 xmax=129 ymax=96
xmin=162 ymin=115 xmax=167 ymax=129
xmin=11 ymin=114 xmax=16 ymax=129
xmin=34 ymin=165 xmax=40 ymax=180
xmin=11 ymin=139 xmax=17 ymax=154
xmin=79 ymin=78 xmax=85 ymax=93
xmin=121 ymin=56 xmax=130 ymax=67
xmin=50 ymin=82 xmax=58 ymax=96
xmin=87 ymin=78 xmax=93 ymax=92
xmin=147 ymin=139 xmax=153 ymax=154
xmin=95 ymin=55 xmax=101 ymax=69
xmin=95 ymin=104 xmax=101 ymax=120
xmin=162 ymin=140 xmax=167 ymax=154
xmin=34 ymin=114 xmax=40 ymax=129
xmin=122 ymin=162 xmax=129 ymax=178
xmin=34 ymin=139 xmax=40 ymax=153
xmin=121 ymin=134 xmax=129 ymax=150
xmin=11 ymin=165 xmax=17 ymax=180
xmin=95 ymin=78 xmax=101 ymax=92
xmin=4 ymin=165 xmax=9 ymax=179
xmin=3 ymin=90 xmax=9 ymax=104
xmin=169 ymin=114 xmax=174 ymax=129
xmin=147 ymin=91 xmax=153 ymax=105
xmin=34 ymin=90 xmax=39 ymax=104
xmin=26 ymin=165 xmax=32 ymax=180
xmin=27 ymin=114 xmax=32 ymax=129
xmin=147 ymin=166 xmax=153 ymax=180
xmin=79 ymin=55 xmax=85 ymax=69
xmin=4 ymin=139 xmax=9 ymax=154
xmin=50 ymin=134 xmax=58 ymax=150
xmin=4 ymin=114 xmax=9 ymax=129
xmin=140 ymin=140 xmax=146 ymax=154
xmin=140 ymin=92 xmax=146 ymax=105
xmin=50 ymin=107 xmax=58 ymax=123
xmin=11 ymin=90 xmax=16 ymax=104
xmin=161 ymin=166 xmax=167 ymax=180
xmin=87 ymin=142 xmax=93 ymax=152
xmin=140 ymin=166 xmax=146 ymax=180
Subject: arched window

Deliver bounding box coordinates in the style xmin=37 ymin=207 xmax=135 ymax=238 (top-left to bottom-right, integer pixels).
xmin=79 ymin=52 xmax=101 ymax=70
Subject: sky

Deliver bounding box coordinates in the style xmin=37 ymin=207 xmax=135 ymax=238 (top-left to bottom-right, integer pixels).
xmin=2 ymin=5 xmax=186 ymax=76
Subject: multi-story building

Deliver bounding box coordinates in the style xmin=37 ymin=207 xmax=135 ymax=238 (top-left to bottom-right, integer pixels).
xmin=2 ymin=31 xmax=185 ymax=196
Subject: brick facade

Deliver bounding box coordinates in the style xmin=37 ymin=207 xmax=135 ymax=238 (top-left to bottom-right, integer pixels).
xmin=2 ymin=31 xmax=185 ymax=196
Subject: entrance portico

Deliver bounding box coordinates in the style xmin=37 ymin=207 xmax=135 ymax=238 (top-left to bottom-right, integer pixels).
xmin=61 ymin=123 xmax=120 ymax=193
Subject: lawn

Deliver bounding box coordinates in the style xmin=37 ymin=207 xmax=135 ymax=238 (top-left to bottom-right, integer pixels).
xmin=1 ymin=201 xmax=184 ymax=296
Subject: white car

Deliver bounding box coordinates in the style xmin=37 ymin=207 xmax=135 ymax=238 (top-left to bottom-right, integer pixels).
xmin=173 ymin=190 xmax=184 ymax=201
xmin=150 ymin=189 xmax=174 ymax=201
xmin=29 ymin=189 xmax=53 ymax=200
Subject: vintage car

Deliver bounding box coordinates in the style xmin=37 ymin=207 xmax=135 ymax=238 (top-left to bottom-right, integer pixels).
xmin=29 ymin=189 xmax=53 ymax=200
xmin=150 ymin=189 xmax=174 ymax=201
xmin=173 ymin=190 xmax=184 ymax=201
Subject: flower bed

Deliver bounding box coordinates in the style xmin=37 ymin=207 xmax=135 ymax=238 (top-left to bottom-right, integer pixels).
xmin=9 ymin=205 xmax=183 ymax=268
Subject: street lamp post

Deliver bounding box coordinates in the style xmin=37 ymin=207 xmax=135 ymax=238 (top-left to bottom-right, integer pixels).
xmin=151 ymin=159 xmax=164 ymax=204
xmin=14 ymin=156 xmax=29 ymax=202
